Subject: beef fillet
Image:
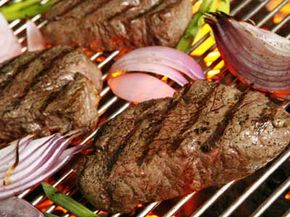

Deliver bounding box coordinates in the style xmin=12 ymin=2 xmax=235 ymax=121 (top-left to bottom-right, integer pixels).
xmin=0 ymin=46 xmax=102 ymax=146
xmin=42 ymin=0 xmax=192 ymax=51
xmin=77 ymin=80 xmax=290 ymax=213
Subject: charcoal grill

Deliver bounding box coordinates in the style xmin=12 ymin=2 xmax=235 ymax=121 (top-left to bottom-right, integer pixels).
xmin=1 ymin=0 xmax=289 ymax=216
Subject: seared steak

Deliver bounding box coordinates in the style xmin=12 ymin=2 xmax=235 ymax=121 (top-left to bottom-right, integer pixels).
xmin=77 ymin=80 xmax=290 ymax=213
xmin=0 ymin=46 xmax=102 ymax=146
xmin=42 ymin=0 xmax=192 ymax=51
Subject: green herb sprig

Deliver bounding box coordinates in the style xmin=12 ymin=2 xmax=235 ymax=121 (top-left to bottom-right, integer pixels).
xmin=0 ymin=0 xmax=54 ymax=21
xmin=42 ymin=182 xmax=100 ymax=217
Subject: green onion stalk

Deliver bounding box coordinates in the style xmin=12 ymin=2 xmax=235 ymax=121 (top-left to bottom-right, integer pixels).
xmin=42 ymin=182 xmax=101 ymax=217
xmin=0 ymin=0 xmax=55 ymax=21
xmin=44 ymin=213 xmax=61 ymax=217
xmin=176 ymin=0 xmax=230 ymax=53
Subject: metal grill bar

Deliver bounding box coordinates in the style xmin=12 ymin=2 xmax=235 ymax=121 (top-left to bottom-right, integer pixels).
xmin=272 ymin=15 xmax=290 ymax=32
xmin=164 ymin=193 xmax=197 ymax=217
xmin=190 ymin=181 xmax=235 ymax=217
xmin=250 ymin=177 xmax=290 ymax=217
xmin=258 ymin=0 xmax=289 ymax=27
xmin=282 ymin=208 xmax=290 ymax=217
xmin=137 ymin=202 xmax=160 ymax=217
xmin=243 ymin=0 xmax=271 ymax=21
xmin=230 ymin=0 xmax=252 ymax=15
xmin=0 ymin=0 xmax=9 ymax=7
xmin=220 ymin=146 xmax=290 ymax=217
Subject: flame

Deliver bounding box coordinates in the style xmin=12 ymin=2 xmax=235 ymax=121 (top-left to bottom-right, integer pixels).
xmin=110 ymin=71 xmax=126 ymax=79
xmin=285 ymin=190 xmax=290 ymax=200
xmin=96 ymin=56 xmax=106 ymax=63
xmin=191 ymin=24 xmax=223 ymax=79
xmin=266 ymin=0 xmax=290 ymax=23
xmin=36 ymin=199 xmax=53 ymax=212
xmin=54 ymin=205 xmax=68 ymax=214
xmin=137 ymin=203 xmax=143 ymax=208
xmin=161 ymin=76 xmax=168 ymax=82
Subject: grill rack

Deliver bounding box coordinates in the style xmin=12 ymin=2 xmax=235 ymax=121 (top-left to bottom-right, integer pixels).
xmin=1 ymin=0 xmax=289 ymax=216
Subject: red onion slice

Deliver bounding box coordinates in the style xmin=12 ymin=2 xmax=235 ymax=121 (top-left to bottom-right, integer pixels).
xmin=0 ymin=136 xmax=55 ymax=178
xmin=239 ymin=22 xmax=290 ymax=55
xmin=205 ymin=13 xmax=290 ymax=96
xmin=0 ymin=133 xmax=82 ymax=200
xmin=0 ymin=13 xmax=21 ymax=63
xmin=108 ymin=73 xmax=175 ymax=103
xmin=0 ymin=136 xmax=32 ymax=163
xmin=112 ymin=46 xmax=204 ymax=79
xmin=111 ymin=61 xmax=188 ymax=86
xmin=1 ymin=137 xmax=60 ymax=181
xmin=108 ymin=46 xmax=204 ymax=102
xmin=26 ymin=20 xmax=45 ymax=51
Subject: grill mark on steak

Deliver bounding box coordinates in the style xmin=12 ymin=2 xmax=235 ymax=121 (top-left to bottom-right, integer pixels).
xmin=0 ymin=56 xmax=19 ymax=70
xmin=95 ymin=100 xmax=158 ymax=155
xmin=0 ymin=50 xmax=46 ymax=96
xmin=147 ymin=0 xmax=178 ymax=15
xmin=84 ymin=0 xmax=126 ymax=18
xmin=200 ymin=92 xmax=248 ymax=153
xmin=127 ymin=0 xmax=164 ymax=21
xmin=107 ymin=4 xmax=138 ymax=22
xmin=82 ymin=0 xmax=141 ymax=50
xmin=147 ymin=0 xmax=192 ymax=47
xmin=39 ymin=82 xmax=71 ymax=113
xmin=125 ymin=0 xmax=165 ymax=47
xmin=103 ymin=0 xmax=162 ymax=49
xmin=71 ymin=0 xmax=108 ymax=18
xmin=106 ymin=86 xmax=192 ymax=171
xmin=107 ymin=97 xmax=177 ymax=172
xmin=3 ymin=48 xmax=73 ymax=115
xmin=48 ymin=0 xmax=108 ymax=19
xmin=136 ymin=84 xmax=215 ymax=165
xmin=48 ymin=0 xmax=84 ymax=19
xmin=257 ymin=101 xmax=277 ymax=124
xmin=134 ymin=85 xmax=193 ymax=166
xmin=109 ymin=0 xmax=163 ymax=22
xmin=96 ymin=4 xmax=137 ymax=49
xmin=170 ymin=87 xmax=217 ymax=151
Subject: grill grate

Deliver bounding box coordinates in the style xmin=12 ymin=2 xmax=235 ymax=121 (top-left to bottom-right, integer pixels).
xmin=1 ymin=0 xmax=289 ymax=216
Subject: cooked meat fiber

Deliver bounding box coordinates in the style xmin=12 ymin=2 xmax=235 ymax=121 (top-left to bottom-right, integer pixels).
xmin=77 ymin=80 xmax=290 ymax=213
xmin=0 ymin=46 xmax=102 ymax=146
xmin=42 ymin=0 xmax=192 ymax=51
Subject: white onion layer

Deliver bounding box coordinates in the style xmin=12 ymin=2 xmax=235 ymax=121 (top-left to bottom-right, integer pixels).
xmin=0 ymin=133 xmax=83 ymax=200
xmin=0 ymin=13 xmax=21 ymax=63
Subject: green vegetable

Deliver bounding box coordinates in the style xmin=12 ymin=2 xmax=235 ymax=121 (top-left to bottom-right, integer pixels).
xmin=42 ymin=182 xmax=99 ymax=217
xmin=45 ymin=213 xmax=60 ymax=217
xmin=176 ymin=0 xmax=230 ymax=53
xmin=219 ymin=0 xmax=230 ymax=14
xmin=0 ymin=0 xmax=54 ymax=21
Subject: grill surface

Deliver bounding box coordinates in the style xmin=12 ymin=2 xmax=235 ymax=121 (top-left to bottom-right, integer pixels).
xmin=1 ymin=0 xmax=289 ymax=216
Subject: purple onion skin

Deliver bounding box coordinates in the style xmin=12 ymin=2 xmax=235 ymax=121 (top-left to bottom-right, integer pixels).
xmin=205 ymin=13 xmax=290 ymax=98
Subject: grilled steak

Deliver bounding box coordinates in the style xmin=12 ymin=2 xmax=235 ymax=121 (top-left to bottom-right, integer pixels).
xmin=0 ymin=46 xmax=102 ymax=146
xmin=77 ymin=80 xmax=290 ymax=213
xmin=42 ymin=0 xmax=192 ymax=51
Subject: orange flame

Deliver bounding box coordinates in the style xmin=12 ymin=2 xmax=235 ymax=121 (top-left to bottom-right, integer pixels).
xmin=266 ymin=0 xmax=290 ymax=23
xmin=285 ymin=190 xmax=290 ymax=200
xmin=146 ymin=214 xmax=159 ymax=217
